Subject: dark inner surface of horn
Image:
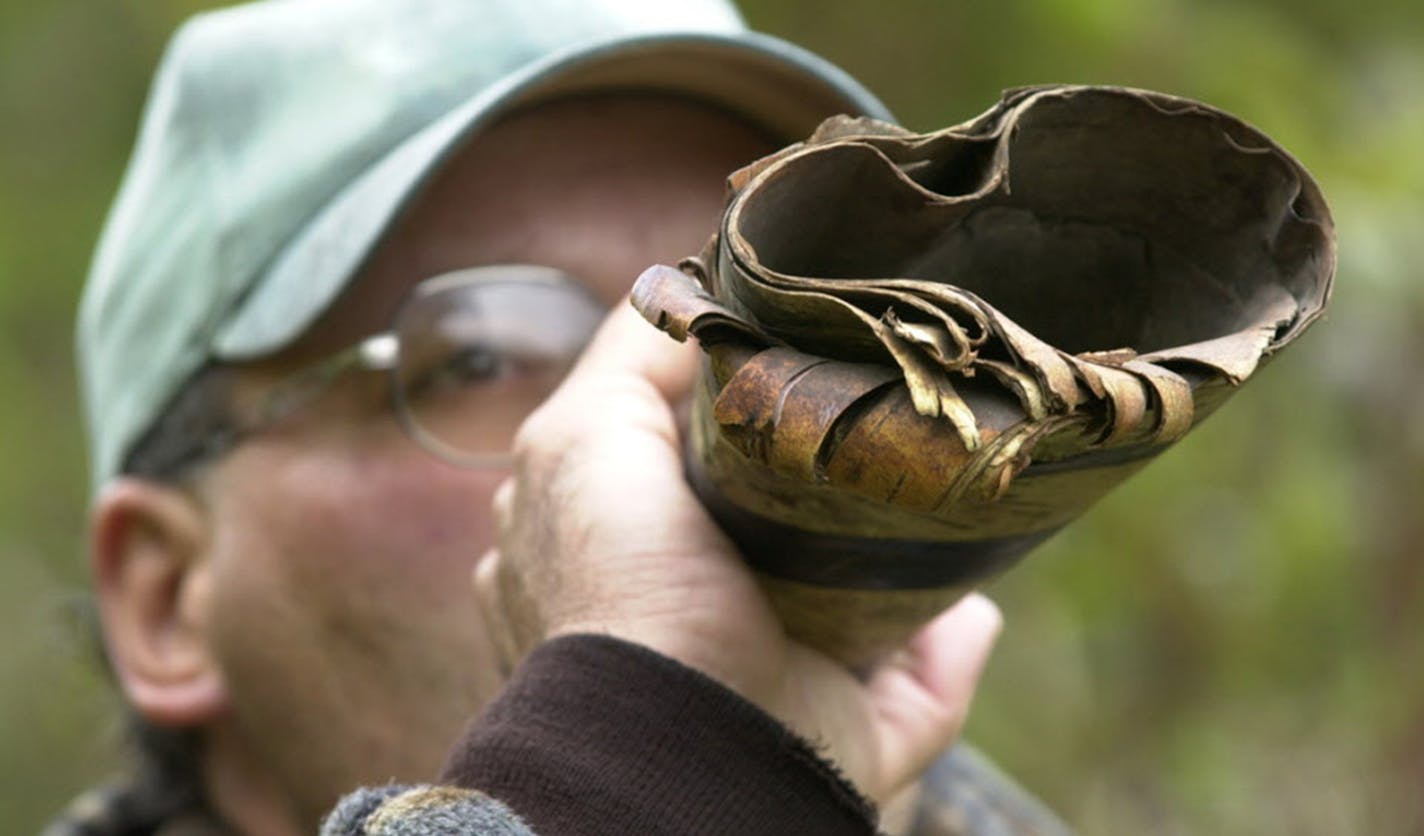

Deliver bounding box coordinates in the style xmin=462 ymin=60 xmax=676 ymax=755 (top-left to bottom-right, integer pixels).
xmin=736 ymin=91 xmax=1326 ymax=356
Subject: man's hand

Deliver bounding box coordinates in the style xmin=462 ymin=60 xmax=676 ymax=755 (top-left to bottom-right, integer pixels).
xmin=473 ymin=298 xmax=1002 ymax=806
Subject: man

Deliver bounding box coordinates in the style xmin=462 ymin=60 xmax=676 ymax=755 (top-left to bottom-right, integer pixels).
xmin=57 ymin=0 xmax=1067 ymax=833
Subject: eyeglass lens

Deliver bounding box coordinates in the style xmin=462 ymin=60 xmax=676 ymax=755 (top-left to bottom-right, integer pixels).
xmin=392 ymin=274 xmax=606 ymax=465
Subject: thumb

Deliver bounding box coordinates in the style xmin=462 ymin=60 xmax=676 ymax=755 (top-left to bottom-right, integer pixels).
xmin=864 ymin=593 xmax=1003 ymax=798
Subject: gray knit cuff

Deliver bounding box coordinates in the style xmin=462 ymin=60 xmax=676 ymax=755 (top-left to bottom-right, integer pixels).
xmin=321 ymin=784 xmax=535 ymax=836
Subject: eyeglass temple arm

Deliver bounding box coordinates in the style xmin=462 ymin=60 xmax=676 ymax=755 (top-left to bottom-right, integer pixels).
xmin=204 ymin=333 xmax=401 ymax=458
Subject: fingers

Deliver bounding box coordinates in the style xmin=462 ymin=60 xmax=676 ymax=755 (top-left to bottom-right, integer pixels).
xmin=473 ymin=479 xmax=539 ymax=676
xmin=864 ymin=592 xmax=1003 ymax=799
xmin=472 ymin=548 xmax=518 ymax=677
xmin=516 ymin=290 xmax=700 ymax=463
xmin=569 ymin=287 xmax=702 ymax=404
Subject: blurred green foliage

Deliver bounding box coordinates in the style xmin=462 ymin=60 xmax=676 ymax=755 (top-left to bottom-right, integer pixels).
xmin=2 ymin=0 xmax=1420 ymax=833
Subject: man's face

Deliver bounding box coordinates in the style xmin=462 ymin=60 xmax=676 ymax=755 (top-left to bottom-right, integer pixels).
xmin=189 ymin=95 xmax=774 ymax=829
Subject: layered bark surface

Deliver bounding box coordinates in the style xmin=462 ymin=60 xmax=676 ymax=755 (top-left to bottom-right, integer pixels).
xmin=633 ymin=85 xmax=1335 ymax=665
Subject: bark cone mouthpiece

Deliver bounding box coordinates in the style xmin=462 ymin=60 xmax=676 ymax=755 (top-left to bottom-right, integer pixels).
xmin=633 ymin=85 xmax=1335 ymax=666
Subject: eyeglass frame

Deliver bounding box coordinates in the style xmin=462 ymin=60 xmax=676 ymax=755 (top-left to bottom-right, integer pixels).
xmin=136 ymin=265 xmax=605 ymax=479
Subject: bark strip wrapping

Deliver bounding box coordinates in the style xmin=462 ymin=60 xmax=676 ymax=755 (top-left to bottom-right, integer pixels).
xmin=632 ymin=85 xmax=1335 ymax=664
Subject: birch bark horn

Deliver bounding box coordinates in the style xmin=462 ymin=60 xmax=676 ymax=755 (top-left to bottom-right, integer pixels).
xmin=633 ymin=85 xmax=1335 ymax=669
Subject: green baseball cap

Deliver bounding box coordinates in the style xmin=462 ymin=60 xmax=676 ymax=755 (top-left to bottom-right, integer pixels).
xmin=78 ymin=0 xmax=891 ymax=491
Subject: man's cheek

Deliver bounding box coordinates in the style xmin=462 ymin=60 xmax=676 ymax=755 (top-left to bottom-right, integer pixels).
xmin=273 ymin=450 xmax=504 ymax=581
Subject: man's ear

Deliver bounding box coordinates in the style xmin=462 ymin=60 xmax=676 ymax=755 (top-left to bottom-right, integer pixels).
xmin=91 ymin=477 xmax=229 ymax=727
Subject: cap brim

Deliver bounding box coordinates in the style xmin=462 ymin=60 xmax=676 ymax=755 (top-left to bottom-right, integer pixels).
xmin=213 ymin=30 xmax=892 ymax=358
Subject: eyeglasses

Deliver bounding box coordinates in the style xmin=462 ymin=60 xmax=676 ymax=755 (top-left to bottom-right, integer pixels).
xmin=203 ymin=265 xmax=608 ymax=470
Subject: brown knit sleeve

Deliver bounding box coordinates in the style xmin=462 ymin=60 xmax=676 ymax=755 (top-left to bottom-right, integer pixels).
xmin=439 ymin=634 xmax=878 ymax=836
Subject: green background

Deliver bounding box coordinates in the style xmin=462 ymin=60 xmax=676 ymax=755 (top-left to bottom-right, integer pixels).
xmin=2 ymin=0 xmax=1421 ymax=832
